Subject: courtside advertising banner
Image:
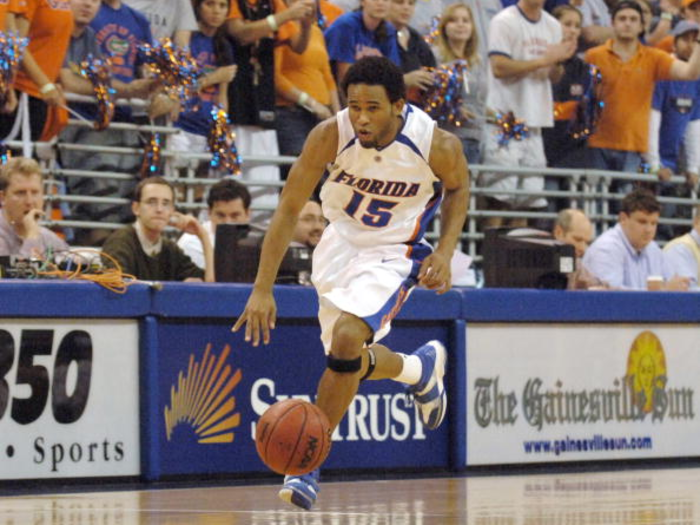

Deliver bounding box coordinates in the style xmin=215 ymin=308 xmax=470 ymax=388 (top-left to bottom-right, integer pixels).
xmin=466 ymin=324 xmax=700 ymax=465
xmin=154 ymin=320 xmax=450 ymax=476
xmin=0 ymin=320 xmax=140 ymax=479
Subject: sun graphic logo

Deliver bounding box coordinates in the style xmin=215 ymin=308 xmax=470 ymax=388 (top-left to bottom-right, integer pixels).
xmin=164 ymin=344 xmax=241 ymax=444
xmin=626 ymin=331 xmax=667 ymax=414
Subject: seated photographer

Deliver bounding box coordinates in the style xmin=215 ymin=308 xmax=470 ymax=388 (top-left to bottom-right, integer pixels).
xmin=0 ymin=158 xmax=69 ymax=258
xmin=178 ymin=179 xmax=251 ymax=270
xmin=102 ymin=177 xmax=214 ymax=282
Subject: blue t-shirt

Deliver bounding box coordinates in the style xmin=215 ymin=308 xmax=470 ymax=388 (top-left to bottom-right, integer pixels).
xmin=90 ymin=2 xmax=153 ymax=84
xmin=176 ymin=32 xmax=220 ymax=136
xmin=324 ymin=11 xmax=400 ymax=66
xmin=652 ymin=78 xmax=700 ymax=171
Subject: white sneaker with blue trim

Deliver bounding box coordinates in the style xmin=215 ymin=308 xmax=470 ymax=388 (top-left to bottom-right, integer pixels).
xmin=278 ymin=469 xmax=320 ymax=511
xmin=407 ymin=340 xmax=447 ymax=430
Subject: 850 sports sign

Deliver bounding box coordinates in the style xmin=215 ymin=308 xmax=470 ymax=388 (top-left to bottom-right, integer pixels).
xmin=0 ymin=320 xmax=140 ymax=479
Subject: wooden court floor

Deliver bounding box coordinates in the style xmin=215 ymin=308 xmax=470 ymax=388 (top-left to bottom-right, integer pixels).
xmin=0 ymin=466 xmax=698 ymax=524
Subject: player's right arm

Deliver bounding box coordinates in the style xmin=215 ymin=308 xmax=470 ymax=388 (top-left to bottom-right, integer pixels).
xmin=231 ymin=117 xmax=339 ymax=346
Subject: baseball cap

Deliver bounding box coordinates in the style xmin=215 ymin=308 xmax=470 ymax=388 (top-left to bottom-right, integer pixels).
xmin=673 ymin=19 xmax=700 ymax=37
xmin=610 ymin=0 xmax=644 ymax=20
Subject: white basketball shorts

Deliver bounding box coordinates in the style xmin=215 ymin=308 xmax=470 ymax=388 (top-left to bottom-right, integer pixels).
xmin=311 ymin=223 xmax=432 ymax=354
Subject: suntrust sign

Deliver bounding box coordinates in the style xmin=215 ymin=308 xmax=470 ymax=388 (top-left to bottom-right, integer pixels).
xmin=466 ymin=325 xmax=700 ymax=465
xmin=156 ymin=321 xmax=448 ymax=476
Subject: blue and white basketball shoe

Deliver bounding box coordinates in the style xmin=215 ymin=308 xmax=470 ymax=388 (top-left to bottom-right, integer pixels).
xmin=407 ymin=340 xmax=447 ymax=429
xmin=278 ymin=469 xmax=320 ymax=510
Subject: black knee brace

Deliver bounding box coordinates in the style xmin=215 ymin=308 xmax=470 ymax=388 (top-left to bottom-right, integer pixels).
xmin=327 ymin=354 xmax=362 ymax=373
xmin=360 ymin=348 xmax=376 ymax=381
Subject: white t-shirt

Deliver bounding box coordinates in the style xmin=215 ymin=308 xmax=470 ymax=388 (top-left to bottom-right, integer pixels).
xmin=177 ymin=220 xmax=214 ymax=270
xmin=486 ymin=5 xmax=562 ymax=128
xmin=123 ymin=0 xmax=198 ymax=42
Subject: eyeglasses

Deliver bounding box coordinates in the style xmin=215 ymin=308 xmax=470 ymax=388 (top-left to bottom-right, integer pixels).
xmin=141 ymin=198 xmax=174 ymax=210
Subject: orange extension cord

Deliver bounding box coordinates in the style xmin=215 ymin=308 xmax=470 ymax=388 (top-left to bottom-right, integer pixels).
xmin=37 ymin=249 xmax=138 ymax=294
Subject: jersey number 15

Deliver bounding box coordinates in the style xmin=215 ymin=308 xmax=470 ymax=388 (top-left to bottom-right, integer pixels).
xmin=344 ymin=190 xmax=398 ymax=228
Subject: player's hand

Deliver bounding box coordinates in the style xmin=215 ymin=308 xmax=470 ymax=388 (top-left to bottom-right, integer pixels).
xmin=22 ymin=208 xmax=43 ymax=240
xmin=685 ymin=171 xmax=699 ymax=189
xmin=417 ymin=251 xmax=452 ymax=294
xmin=231 ymin=288 xmax=277 ymax=346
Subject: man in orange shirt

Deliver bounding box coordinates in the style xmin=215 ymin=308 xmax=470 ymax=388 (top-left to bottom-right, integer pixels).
xmin=585 ymin=0 xmax=700 ymax=197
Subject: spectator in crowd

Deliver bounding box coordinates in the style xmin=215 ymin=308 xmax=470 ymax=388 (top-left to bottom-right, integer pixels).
xmin=60 ymin=0 xmax=154 ymax=105
xmin=0 ymin=0 xmax=73 ymax=143
xmin=123 ymin=0 xmax=198 ymax=48
xmin=544 ymin=6 xmax=590 ymax=170
xmin=102 ymin=177 xmax=214 ymax=281
xmin=178 ymin=178 xmax=251 ymax=269
xmin=91 ymin=0 xmax=179 ymax=120
xmin=0 ymin=158 xmax=69 ymax=258
xmin=412 ymin=0 xmax=501 ymax=67
xmin=636 ymin=0 xmax=675 ymax=46
xmin=553 ymin=208 xmax=593 ymax=258
xmin=59 ymin=0 xmax=161 ymax=246
xmin=585 ymin=1 xmax=700 ymax=193
xmin=324 ymin=0 xmax=401 ymax=89
xmin=432 ymin=2 xmax=485 ymax=163
xmin=226 ymin=0 xmax=315 ymax=219
xmin=274 ymin=0 xmax=340 ymax=180
xmin=543 ymin=5 xmax=590 ymax=215
xmin=664 ymin=204 xmax=700 ymax=288
xmin=646 ymin=20 xmax=700 ymax=238
xmin=655 ymin=0 xmax=699 ymax=52
xmin=582 ymin=188 xmax=689 ymax=290
xmin=169 ymin=0 xmax=237 ymax=174
xmin=387 ymin=0 xmax=435 ymax=105
xmin=291 ymin=199 xmax=325 ymax=248
xmin=480 ymin=0 xmax=575 ymax=228
xmin=552 ymin=208 xmax=608 ymax=288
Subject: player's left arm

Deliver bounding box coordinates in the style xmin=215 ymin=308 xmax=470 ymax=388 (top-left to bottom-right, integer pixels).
xmin=420 ymin=128 xmax=470 ymax=294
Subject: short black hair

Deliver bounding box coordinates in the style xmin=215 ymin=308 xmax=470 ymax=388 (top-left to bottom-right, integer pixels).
xmin=341 ymin=57 xmax=406 ymax=104
xmin=133 ymin=176 xmax=174 ymax=202
xmin=207 ymin=178 xmax=251 ymax=210
xmin=610 ymin=0 xmax=644 ymax=23
xmin=621 ymin=188 xmax=660 ymax=215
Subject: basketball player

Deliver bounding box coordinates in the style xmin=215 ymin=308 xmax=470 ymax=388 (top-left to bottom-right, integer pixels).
xmin=232 ymin=56 xmax=469 ymax=510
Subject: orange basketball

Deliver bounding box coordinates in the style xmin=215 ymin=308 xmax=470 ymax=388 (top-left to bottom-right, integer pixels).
xmin=255 ymin=399 xmax=332 ymax=476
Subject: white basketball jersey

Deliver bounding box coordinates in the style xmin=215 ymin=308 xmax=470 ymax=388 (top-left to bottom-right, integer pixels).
xmin=320 ymin=104 xmax=441 ymax=247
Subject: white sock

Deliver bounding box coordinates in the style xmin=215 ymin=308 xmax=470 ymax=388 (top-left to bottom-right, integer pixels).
xmin=394 ymin=353 xmax=422 ymax=385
